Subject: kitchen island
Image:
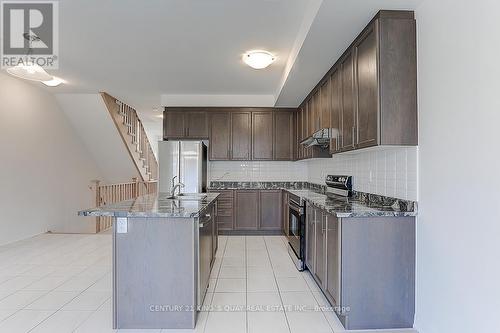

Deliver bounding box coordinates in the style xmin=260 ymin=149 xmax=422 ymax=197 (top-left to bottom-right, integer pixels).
xmin=79 ymin=192 xmax=219 ymax=330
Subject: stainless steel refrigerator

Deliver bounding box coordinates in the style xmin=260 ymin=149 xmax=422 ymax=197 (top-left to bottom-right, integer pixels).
xmin=158 ymin=141 xmax=208 ymax=194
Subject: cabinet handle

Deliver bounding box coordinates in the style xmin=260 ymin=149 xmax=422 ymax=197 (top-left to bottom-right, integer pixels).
xmin=352 ymin=126 xmax=356 ymax=147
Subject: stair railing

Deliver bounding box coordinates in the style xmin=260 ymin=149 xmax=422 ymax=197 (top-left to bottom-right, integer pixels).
xmin=90 ymin=178 xmax=158 ymax=232
xmin=100 ymin=92 xmax=158 ymax=181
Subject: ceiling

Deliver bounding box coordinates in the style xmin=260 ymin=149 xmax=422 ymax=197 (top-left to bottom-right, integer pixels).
xmin=5 ymin=0 xmax=423 ymax=140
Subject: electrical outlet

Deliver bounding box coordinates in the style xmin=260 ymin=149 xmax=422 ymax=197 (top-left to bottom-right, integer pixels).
xmin=117 ymin=218 xmax=128 ymax=233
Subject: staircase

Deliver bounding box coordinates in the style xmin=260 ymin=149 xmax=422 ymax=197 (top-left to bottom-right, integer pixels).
xmin=100 ymin=93 xmax=158 ymax=181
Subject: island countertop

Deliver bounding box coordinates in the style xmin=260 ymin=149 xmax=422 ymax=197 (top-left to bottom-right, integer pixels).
xmin=78 ymin=192 xmax=219 ymax=218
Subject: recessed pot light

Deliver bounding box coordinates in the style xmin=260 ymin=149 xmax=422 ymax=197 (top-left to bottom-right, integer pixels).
xmin=243 ymin=50 xmax=276 ymax=69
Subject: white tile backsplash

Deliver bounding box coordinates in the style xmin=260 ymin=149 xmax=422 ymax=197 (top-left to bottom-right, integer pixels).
xmin=208 ymin=147 xmax=418 ymax=201
xmin=306 ymin=147 xmax=418 ymax=201
xmin=209 ymin=161 xmax=308 ymax=182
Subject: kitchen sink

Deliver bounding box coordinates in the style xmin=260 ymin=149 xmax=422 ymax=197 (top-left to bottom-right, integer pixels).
xmin=167 ymin=193 xmax=207 ymax=200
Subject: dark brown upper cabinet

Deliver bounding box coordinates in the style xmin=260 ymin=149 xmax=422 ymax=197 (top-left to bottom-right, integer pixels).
xmin=340 ymin=51 xmax=356 ymax=151
xmin=274 ymin=111 xmax=294 ymax=160
xmin=230 ymin=112 xmax=252 ymax=160
xmin=252 ymin=112 xmax=274 ymax=160
xmin=320 ymin=78 xmax=331 ymax=130
xmin=163 ymin=109 xmax=208 ymax=139
xmin=330 ymin=68 xmax=342 ymax=154
xmin=355 ymin=22 xmax=379 ymax=149
xmin=163 ymin=111 xmax=185 ymax=138
xmin=297 ymin=10 xmax=417 ymax=157
xmin=208 ymin=112 xmax=231 ymax=160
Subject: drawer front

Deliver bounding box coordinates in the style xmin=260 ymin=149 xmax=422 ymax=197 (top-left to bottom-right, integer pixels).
xmin=217 ymin=215 xmax=233 ymax=230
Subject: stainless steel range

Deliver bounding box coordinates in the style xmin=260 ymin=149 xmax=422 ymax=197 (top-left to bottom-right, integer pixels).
xmin=287 ymin=175 xmax=353 ymax=271
xmin=287 ymin=193 xmax=305 ymax=270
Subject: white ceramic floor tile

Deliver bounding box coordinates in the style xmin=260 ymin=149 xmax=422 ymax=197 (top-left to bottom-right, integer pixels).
xmin=54 ymin=275 xmax=100 ymax=292
xmin=0 ymin=310 xmax=54 ymax=333
xmin=215 ymin=279 xmax=246 ymax=293
xmin=221 ymin=257 xmax=245 ymax=267
xmin=285 ymin=311 xmax=332 ymax=333
xmin=218 ymin=266 xmax=246 ymax=279
xmin=22 ymin=275 xmax=69 ymax=291
xmin=247 ymin=266 xmax=274 ymax=279
xmin=276 ymin=277 xmax=310 ymax=292
xmin=25 ymin=290 xmax=80 ymax=310
xmin=0 ymin=290 xmax=46 ymax=310
xmin=248 ymin=311 xmax=289 ymax=333
xmin=0 ymin=309 xmax=17 ymax=322
xmin=62 ymin=290 xmax=110 ymax=311
xmin=281 ymin=291 xmax=319 ymax=311
xmin=247 ymin=276 xmax=278 ymax=292
xmin=0 ymin=276 xmax=42 ymax=291
xmin=204 ymin=311 xmax=246 ymax=333
xmin=30 ymin=310 xmax=93 ymax=333
xmin=211 ymin=292 xmax=246 ymax=311
xmin=74 ymin=308 xmax=114 ymax=333
xmin=247 ymin=292 xmax=283 ymax=312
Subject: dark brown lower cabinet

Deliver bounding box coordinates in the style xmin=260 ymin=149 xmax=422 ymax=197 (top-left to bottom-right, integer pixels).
xmin=325 ymin=212 xmax=340 ymax=305
xmin=259 ymin=190 xmax=282 ymax=230
xmin=314 ymin=210 xmax=326 ymax=288
xmin=215 ymin=189 xmax=286 ymax=233
xmin=305 ymin=203 xmax=315 ymax=272
xmin=210 ymin=189 xmax=234 ymax=231
xmin=234 ymin=190 xmax=259 ymax=230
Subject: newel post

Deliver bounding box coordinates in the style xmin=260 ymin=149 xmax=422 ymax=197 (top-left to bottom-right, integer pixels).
xmin=90 ymin=180 xmax=101 ymax=233
xmin=132 ymin=177 xmax=139 ymax=197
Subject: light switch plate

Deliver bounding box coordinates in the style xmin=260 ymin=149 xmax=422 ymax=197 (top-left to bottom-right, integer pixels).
xmin=116 ymin=218 xmax=128 ymax=233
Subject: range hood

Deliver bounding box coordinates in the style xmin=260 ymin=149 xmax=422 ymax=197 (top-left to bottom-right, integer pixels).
xmin=300 ymin=128 xmax=332 ymax=148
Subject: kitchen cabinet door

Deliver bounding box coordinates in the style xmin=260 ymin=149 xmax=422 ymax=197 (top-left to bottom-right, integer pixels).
xmin=312 ymin=91 xmax=320 ymax=133
xmin=274 ymin=111 xmax=294 ymax=160
xmin=259 ymin=190 xmax=282 ymax=230
xmin=186 ymin=111 xmax=208 ymax=138
xmin=252 ymin=112 xmax=273 ymax=160
xmin=314 ymin=210 xmax=326 ymax=287
xmin=340 ymin=51 xmax=356 ymax=151
xmin=305 ymin=203 xmax=316 ymax=272
xmin=330 ymin=68 xmax=342 ymax=154
xmin=212 ymin=189 xmax=233 ymax=231
xmin=325 ymin=212 xmax=341 ymax=305
xmin=163 ymin=111 xmax=185 ymax=138
xmin=355 ymin=22 xmax=379 ymax=148
xmin=306 ymin=99 xmax=312 ymax=137
xmin=234 ymin=190 xmax=259 ymax=230
xmin=208 ymin=112 xmax=231 ymax=160
xmin=320 ymin=79 xmax=331 ymax=129
xmin=231 ymin=112 xmax=251 ymax=160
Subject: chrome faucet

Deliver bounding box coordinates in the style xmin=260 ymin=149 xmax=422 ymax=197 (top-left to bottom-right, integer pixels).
xmin=171 ymin=181 xmax=185 ymax=196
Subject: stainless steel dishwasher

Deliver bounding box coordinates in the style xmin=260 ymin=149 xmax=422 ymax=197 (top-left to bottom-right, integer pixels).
xmin=197 ymin=209 xmax=213 ymax=309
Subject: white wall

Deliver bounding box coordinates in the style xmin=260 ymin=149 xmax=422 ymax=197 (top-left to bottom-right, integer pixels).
xmin=307 ymin=147 xmax=418 ymax=201
xmin=414 ymin=1 xmax=500 ymax=332
xmin=0 ymin=73 xmax=104 ymax=244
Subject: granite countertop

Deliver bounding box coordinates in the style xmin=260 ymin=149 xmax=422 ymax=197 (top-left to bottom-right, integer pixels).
xmin=286 ymin=189 xmax=417 ymax=218
xmin=209 ymin=181 xmax=417 ymax=218
xmin=78 ymin=192 xmax=219 ymax=218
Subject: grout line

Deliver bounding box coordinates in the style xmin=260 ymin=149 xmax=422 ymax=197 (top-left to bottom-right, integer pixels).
xmin=263 ymin=236 xmax=292 ymax=333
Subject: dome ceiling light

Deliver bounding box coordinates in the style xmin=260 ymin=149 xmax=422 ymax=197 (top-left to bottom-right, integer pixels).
xmin=242 ymin=50 xmax=276 ymax=69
